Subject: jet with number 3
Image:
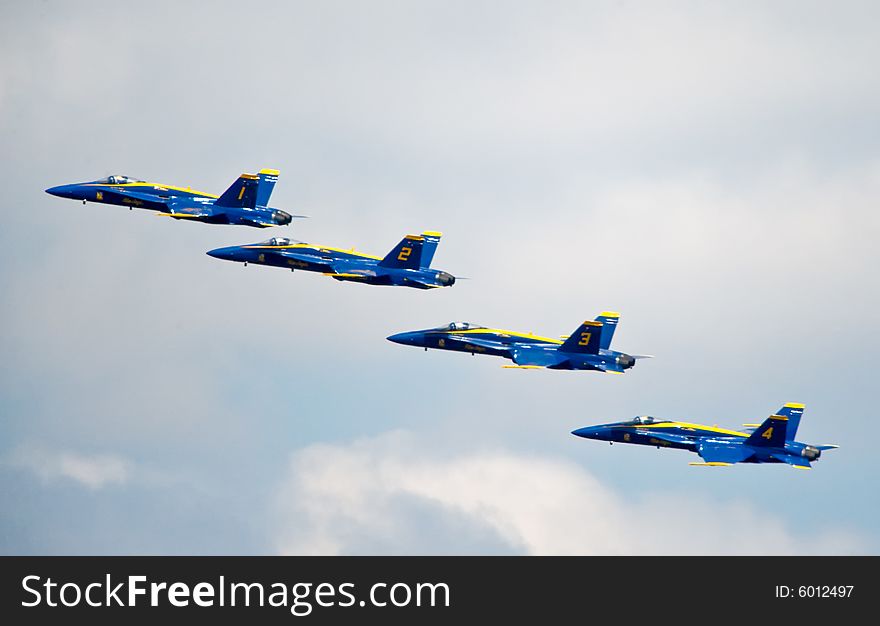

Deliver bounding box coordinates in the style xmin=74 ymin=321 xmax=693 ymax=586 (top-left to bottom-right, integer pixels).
xmin=207 ymin=231 xmax=458 ymax=289
xmin=46 ymin=169 xmax=297 ymax=228
xmin=388 ymin=312 xmax=650 ymax=372
xmin=571 ymin=403 xmax=838 ymax=469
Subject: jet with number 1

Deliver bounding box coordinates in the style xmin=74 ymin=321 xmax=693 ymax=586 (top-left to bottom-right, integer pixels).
xmin=45 ymin=169 xmax=296 ymax=228
xmin=207 ymin=231 xmax=458 ymax=289
xmin=388 ymin=312 xmax=651 ymax=373
xmin=572 ymin=403 xmax=838 ymax=469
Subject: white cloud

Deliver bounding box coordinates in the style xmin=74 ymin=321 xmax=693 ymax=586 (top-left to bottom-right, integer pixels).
xmin=8 ymin=446 xmax=130 ymax=490
xmin=273 ymin=431 xmax=862 ymax=555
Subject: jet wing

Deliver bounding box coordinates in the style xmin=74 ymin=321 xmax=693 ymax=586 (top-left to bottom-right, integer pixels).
xmin=770 ymin=453 xmax=812 ymax=470
xmin=400 ymin=277 xmax=440 ymax=289
xmin=161 ymin=203 xmax=217 ymax=220
xmin=691 ymin=442 xmax=752 ymax=466
xmin=633 ymin=430 xmax=690 ymax=446
xmin=238 ymin=215 xmax=280 ymax=228
xmin=273 ymin=249 xmax=339 ymax=273
xmin=443 ymin=334 xmax=512 ymax=357
xmin=98 ymin=187 xmax=171 ymax=211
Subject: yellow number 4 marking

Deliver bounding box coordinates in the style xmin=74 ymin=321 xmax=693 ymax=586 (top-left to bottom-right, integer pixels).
xmin=398 ymin=246 xmax=412 ymax=262
xmin=761 ymin=427 xmax=774 ymax=440
xmin=578 ymin=332 xmax=592 ymax=346
xmin=96 ymin=191 xmax=103 ymax=200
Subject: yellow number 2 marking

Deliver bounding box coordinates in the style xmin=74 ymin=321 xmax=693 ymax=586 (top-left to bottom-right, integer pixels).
xmin=398 ymin=246 xmax=412 ymax=262
xmin=761 ymin=427 xmax=774 ymax=440
xmin=578 ymin=332 xmax=592 ymax=346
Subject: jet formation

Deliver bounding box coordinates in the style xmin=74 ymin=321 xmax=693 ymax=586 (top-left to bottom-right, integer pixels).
xmin=45 ymin=168 xmax=836 ymax=469
xmin=388 ymin=312 xmax=651 ymax=373
xmin=572 ymin=403 xmax=837 ymax=469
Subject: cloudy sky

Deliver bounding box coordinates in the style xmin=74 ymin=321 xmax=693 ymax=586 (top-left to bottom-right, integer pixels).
xmin=1 ymin=0 xmax=878 ymax=554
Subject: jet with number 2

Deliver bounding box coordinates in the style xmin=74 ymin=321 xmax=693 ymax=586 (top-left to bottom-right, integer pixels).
xmin=45 ymin=169 xmax=296 ymax=228
xmin=388 ymin=312 xmax=650 ymax=373
xmin=571 ymin=403 xmax=838 ymax=469
xmin=207 ymin=231 xmax=457 ymax=289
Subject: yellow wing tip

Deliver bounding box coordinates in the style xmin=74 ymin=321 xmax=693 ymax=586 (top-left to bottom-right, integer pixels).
xmin=405 ymin=235 xmax=425 ymax=241
xmin=582 ymin=321 xmax=603 ymax=327
xmin=258 ymin=168 xmax=280 ymax=175
xmin=240 ymin=173 xmax=259 ymax=180
xmin=421 ymin=230 xmax=442 ymax=237
xmin=689 ymin=462 xmax=732 ymax=466
xmin=792 ymin=465 xmax=812 ymax=470
xmin=502 ymin=365 xmax=543 ymax=369
xmin=599 ymin=311 xmax=620 ymax=317
xmin=770 ymin=414 xmax=789 ymax=421
xmin=784 ymin=402 xmax=805 ymax=409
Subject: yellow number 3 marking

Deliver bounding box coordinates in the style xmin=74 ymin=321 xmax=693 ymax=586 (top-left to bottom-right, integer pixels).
xmin=578 ymin=332 xmax=592 ymax=346
xmin=398 ymin=246 xmax=412 ymax=262
xmin=761 ymin=427 xmax=774 ymax=440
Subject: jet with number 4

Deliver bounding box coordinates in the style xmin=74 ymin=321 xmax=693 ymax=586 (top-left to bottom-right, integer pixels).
xmin=571 ymin=403 xmax=838 ymax=469
xmin=207 ymin=231 xmax=458 ymax=289
xmin=45 ymin=169 xmax=297 ymax=228
xmin=387 ymin=312 xmax=650 ymax=373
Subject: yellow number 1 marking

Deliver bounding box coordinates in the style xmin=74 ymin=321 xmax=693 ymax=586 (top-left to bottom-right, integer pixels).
xmin=398 ymin=247 xmax=412 ymax=262
xmin=578 ymin=332 xmax=592 ymax=346
xmin=237 ymin=185 xmax=246 ymax=200
xmin=761 ymin=427 xmax=774 ymax=440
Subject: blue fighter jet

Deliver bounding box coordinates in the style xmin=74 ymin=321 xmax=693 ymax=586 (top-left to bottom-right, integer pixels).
xmin=388 ymin=312 xmax=650 ymax=372
xmin=207 ymin=231 xmax=457 ymax=289
xmin=46 ymin=169 xmax=295 ymax=227
xmin=572 ymin=403 xmax=838 ymax=469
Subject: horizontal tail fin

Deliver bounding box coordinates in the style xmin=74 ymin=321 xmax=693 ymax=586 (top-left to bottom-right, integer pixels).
xmin=378 ymin=234 xmax=425 ymax=269
xmin=559 ymin=320 xmax=604 ymax=354
xmin=594 ymin=311 xmax=620 ymax=350
xmin=215 ymin=173 xmax=259 ymax=209
xmin=744 ymin=414 xmax=788 ymax=447
xmin=256 ymin=168 xmax=279 ymax=207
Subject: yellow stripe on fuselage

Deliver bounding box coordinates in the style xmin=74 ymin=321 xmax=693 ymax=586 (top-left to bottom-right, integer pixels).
xmin=447 ymin=328 xmax=564 ymax=344
xmin=243 ymin=244 xmax=383 ymax=260
xmin=85 ymin=182 xmax=219 ymax=198
xmin=629 ymin=421 xmax=749 ymax=438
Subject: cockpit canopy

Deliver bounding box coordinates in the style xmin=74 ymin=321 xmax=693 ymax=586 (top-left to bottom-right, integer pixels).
xmin=258 ymin=237 xmax=295 ymax=246
xmin=438 ymin=322 xmax=485 ymax=331
xmin=625 ymin=416 xmax=669 ymax=425
xmin=95 ymin=175 xmax=145 ymax=185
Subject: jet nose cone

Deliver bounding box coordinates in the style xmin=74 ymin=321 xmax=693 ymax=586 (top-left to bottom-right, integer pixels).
xmin=45 ymin=184 xmax=75 ymax=198
xmin=571 ymin=427 xmax=602 ymax=440
xmin=206 ymin=246 xmax=240 ymax=261
xmin=387 ymin=331 xmax=421 ymax=346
